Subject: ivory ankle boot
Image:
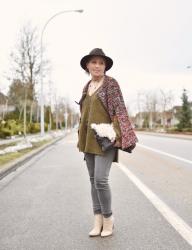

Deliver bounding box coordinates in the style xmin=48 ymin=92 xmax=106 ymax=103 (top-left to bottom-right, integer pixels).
xmin=101 ymin=215 xmax=114 ymax=237
xmin=89 ymin=214 xmax=103 ymax=237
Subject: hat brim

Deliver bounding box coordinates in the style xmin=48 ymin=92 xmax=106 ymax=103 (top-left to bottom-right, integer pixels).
xmin=80 ymin=55 xmax=113 ymax=71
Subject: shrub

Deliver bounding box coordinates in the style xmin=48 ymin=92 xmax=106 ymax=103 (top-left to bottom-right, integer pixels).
xmin=0 ymin=128 xmax=13 ymax=138
xmin=28 ymin=123 xmax=41 ymax=133
xmin=182 ymin=128 xmax=192 ymax=133
xmin=4 ymin=119 xmax=23 ymax=135
xmin=166 ymin=127 xmax=181 ymax=133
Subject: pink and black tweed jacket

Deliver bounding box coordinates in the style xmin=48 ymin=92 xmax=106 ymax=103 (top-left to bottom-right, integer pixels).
xmin=76 ymin=75 xmax=138 ymax=150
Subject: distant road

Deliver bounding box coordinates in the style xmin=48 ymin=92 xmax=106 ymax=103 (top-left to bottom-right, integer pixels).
xmin=136 ymin=132 xmax=192 ymax=161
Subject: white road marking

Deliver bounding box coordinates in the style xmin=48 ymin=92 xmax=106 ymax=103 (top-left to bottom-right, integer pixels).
xmin=137 ymin=143 xmax=192 ymax=165
xmin=116 ymin=162 xmax=192 ymax=247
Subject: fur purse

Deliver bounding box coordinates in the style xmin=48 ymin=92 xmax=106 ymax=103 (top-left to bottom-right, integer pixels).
xmin=91 ymin=123 xmax=116 ymax=152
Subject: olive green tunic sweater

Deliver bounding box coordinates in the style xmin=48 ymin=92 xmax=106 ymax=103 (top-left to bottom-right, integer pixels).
xmin=77 ymin=87 xmax=121 ymax=155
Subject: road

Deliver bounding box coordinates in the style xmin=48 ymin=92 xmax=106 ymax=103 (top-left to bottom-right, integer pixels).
xmin=0 ymin=131 xmax=191 ymax=250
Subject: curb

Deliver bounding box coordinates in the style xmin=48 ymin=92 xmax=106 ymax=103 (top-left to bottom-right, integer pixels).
xmin=0 ymin=134 xmax=66 ymax=180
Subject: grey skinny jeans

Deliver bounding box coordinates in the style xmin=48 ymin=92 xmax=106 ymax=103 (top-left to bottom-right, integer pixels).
xmin=84 ymin=147 xmax=117 ymax=218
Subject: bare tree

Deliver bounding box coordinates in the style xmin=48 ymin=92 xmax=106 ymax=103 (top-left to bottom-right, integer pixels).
xmin=7 ymin=79 xmax=25 ymax=120
xmin=7 ymin=23 xmax=50 ymax=135
xmin=159 ymin=89 xmax=174 ymax=129
xmin=136 ymin=91 xmax=145 ymax=128
xmin=52 ymin=94 xmax=78 ymax=130
xmin=142 ymin=90 xmax=158 ymax=129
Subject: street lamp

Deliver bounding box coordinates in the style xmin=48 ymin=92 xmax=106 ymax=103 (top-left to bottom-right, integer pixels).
xmin=40 ymin=9 xmax=84 ymax=136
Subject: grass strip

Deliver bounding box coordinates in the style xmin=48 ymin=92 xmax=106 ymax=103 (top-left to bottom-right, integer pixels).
xmin=0 ymin=139 xmax=53 ymax=167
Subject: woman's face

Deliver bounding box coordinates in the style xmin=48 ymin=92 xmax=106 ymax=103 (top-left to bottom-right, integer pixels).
xmin=86 ymin=56 xmax=106 ymax=78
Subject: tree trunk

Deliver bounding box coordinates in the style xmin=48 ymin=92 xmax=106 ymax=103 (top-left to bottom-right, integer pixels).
xmin=23 ymin=86 xmax=28 ymax=136
xmin=49 ymin=109 xmax=52 ymax=130
xmin=19 ymin=106 xmax=23 ymax=121
xmin=30 ymin=100 xmax=34 ymax=123
xmin=36 ymin=104 xmax=39 ymax=123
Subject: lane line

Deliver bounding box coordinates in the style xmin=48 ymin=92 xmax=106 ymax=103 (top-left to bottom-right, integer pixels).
xmin=116 ymin=162 xmax=192 ymax=247
xmin=137 ymin=143 xmax=192 ymax=165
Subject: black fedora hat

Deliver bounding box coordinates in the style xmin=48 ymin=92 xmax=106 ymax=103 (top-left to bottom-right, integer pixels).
xmin=80 ymin=48 xmax=113 ymax=71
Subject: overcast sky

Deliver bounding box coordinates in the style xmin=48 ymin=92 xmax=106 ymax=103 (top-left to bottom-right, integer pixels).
xmin=0 ymin=0 xmax=192 ymax=115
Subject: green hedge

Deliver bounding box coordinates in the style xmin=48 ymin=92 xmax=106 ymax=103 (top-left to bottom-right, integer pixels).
xmin=0 ymin=119 xmax=51 ymax=138
xmin=0 ymin=128 xmax=13 ymax=138
xmin=28 ymin=123 xmax=40 ymax=133
xmin=0 ymin=119 xmax=22 ymax=138
xmin=182 ymin=128 xmax=192 ymax=132
xmin=166 ymin=127 xmax=192 ymax=133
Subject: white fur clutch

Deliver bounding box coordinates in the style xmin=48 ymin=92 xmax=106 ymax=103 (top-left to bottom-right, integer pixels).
xmin=90 ymin=123 xmax=116 ymax=142
xmin=91 ymin=122 xmax=136 ymax=153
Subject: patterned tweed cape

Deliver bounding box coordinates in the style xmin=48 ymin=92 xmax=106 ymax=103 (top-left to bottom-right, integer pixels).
xmin=77 ymin=75 xmax=138 ymax=150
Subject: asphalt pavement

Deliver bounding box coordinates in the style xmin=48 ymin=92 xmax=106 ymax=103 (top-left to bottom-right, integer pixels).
xmin=0 ymin=131 xmax=191 ymax=250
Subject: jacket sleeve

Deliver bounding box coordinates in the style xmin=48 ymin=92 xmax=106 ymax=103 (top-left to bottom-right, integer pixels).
xmin=108 ymin=80 xmax=138 ymax=149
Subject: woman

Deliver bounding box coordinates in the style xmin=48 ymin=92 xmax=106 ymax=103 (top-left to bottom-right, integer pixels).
xmin=76 ymin=48 xmax=138 ymax=237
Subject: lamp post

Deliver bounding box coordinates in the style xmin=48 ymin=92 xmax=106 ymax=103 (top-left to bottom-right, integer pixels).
xmin=40 ymin=9 xmax=83 ymax=136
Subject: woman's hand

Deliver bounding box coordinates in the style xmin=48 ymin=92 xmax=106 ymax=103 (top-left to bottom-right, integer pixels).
xmin=113 ymin=139 xmax=121 ymax=148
